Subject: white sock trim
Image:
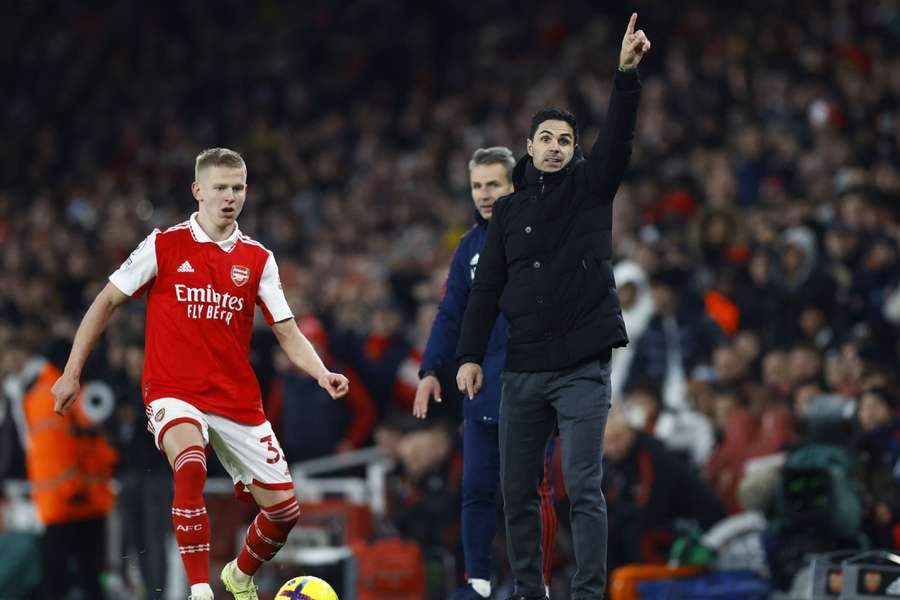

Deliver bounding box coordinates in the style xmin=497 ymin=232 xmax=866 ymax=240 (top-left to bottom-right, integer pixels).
xmin=469 ymin=578 xmax=491 ymax=598
xmin=189 ymin=583 xmax=213 ymax=599
xmin=232 ymin=560 xmax=253 ymax=584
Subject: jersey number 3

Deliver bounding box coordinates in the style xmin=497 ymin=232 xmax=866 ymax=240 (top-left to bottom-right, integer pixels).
xmin=259 ymin=435 xmax=282 ymax=465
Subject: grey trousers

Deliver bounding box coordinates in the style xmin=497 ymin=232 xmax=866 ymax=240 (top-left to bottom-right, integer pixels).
xmin=500 ymin=358 xmax=612 ymax=600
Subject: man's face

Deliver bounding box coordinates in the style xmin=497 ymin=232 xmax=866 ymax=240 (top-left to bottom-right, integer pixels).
xmin=470 ymin=163 xmax=513 ymax=220
xmin=192 ymin=166 xmax=247 ymax=229
xmin=527 ymin=119 xmax=575 ymax=172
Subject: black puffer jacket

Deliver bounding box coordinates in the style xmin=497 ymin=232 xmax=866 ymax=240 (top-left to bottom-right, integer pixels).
xmin=456 ymin=68 xmax=642 ymax=372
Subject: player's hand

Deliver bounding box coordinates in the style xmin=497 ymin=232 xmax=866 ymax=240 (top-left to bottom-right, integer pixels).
xmin=318 ymin=371 xmax=349 ymax=399
xmin=619 ymin=13 xmax=651 ymax=71
xmin=51 ymin=373 xmax=80 ymax=415
xmin=455 ymin=362 xmax=483 ymax=400
xmin=413 ymin=375 xmax=442 ymax=419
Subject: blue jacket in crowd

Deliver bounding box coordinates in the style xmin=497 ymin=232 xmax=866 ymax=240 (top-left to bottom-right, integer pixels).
xmin=420 ymin=211 xmax=508 ymax=423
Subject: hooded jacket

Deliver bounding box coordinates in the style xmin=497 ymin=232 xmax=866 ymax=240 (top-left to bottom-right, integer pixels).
xmin=611 ymin=260 xmax=654 ymax=400
xmin=420 ymin=210 xmax=508 ymax=422
xmin=457 ymin=68 xmax=642 ymax=372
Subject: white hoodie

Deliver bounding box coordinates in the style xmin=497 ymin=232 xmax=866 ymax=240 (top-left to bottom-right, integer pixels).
xmin=610 ymin=260 xmax=655 ymax=401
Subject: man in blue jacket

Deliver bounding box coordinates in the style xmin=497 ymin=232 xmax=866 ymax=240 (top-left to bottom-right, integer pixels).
xmin=414 ymin=146 xmax=557 ymax=600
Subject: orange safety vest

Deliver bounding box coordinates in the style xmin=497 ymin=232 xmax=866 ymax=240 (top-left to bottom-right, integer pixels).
xmin=22 ymin=362 xmax=118 ymax=526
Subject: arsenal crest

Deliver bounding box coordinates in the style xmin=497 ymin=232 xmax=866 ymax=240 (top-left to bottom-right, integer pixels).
xmin=231 ymin=265 xmax=250 ymax=287
xmin=154 ymin=408 xmax=165 ymax=422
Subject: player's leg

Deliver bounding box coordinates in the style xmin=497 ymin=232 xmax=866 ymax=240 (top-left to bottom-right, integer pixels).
xmin=549 ymin=359 xmax=612 ymax=600
xmin=499 ymin=370 xmax=557 ymax=598
xmin=149 ymin=400 xmax=212 ymax=600
xmin=207 ymin=415 xmax=297 ymax=599
xmin=452 ymin=418 xmax=500 ymax=599
xmin=539 ymin=434 xmax=559 ymax=590
xmin=232 ymin=485 xmax=299 ymax=577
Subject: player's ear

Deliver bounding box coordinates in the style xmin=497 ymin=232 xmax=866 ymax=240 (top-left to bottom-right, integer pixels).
xmin=191 ymin=181 xmax=202 ymax=202
xmin=526 ymin=138 xmax=534 ymax=157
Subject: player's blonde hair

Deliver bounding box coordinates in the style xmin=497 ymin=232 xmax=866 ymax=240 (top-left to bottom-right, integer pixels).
xmin=194 ymin=148 xmax=246 ymax=180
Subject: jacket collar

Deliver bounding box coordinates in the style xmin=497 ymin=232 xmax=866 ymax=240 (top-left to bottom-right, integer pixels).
xmin=513 ymin=146 xmax=585 ymax=191
xmin=472 ymin=208 xmax=489 ymax=229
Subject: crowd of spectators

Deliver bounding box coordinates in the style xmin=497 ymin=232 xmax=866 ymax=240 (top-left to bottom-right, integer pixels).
xmin=2 ymin=0 xmax=900 ymax=597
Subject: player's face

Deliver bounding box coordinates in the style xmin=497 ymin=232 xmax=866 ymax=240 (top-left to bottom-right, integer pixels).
xmin=193 ymin=166 xmax=247 ymax=229
xmin=469 ymin=163 xmax=513 ymax=220
xmin=527 ymin=119 xmax=575 ymax=173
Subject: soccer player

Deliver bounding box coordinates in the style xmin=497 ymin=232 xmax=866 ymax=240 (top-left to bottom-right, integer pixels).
xmin=413 ymin=147 xmax=557 ymax=600
xmin=51 ymin=148 xmax=349 ymax=600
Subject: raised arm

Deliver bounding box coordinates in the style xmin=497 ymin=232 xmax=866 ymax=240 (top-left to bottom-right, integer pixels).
xmin=52 ymin=282 xmax=130 ymax=414
xmin=586 ymin=13 xmax=650 ymax=194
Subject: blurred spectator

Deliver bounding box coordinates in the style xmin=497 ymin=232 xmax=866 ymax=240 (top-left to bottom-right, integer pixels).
xmin=610 ymin=260 xmax=654 ymax=401
xmin=624 ymin=267 xmax=724 ymax=410
xmin=6 ymin=345 xmax=117 ymax=600
xmin=620 ymin=380 xmax=715 ymax=467
xmin=854 ymin=387 xmax=900 ymax=548
xmin=333 ymin=304 xmax=411 ymax=417
xmin=604 ymin=409 xmax=725 ymax=571
xmin=377 ymin=422 xmax=462 ymax=550
xmin=110 ymin=340 xmax=172 ymax=599
xmin=271 ymin=315 xmax=376 ymax=461
xmin=706 ymin=382 xmax=795 ymax=514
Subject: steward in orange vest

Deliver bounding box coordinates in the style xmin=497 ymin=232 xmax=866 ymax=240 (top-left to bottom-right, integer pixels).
xmin=19 ymin=358 xmax=118 ymax=526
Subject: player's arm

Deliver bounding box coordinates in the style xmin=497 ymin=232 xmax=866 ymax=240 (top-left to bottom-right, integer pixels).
xmin=271 ymin=318 xmax=349 ymax=399
xmin=54 ymin=230 xmax=158 ymax=415
xmin=585 ymin=13 xmax=649 ymax=194
xmin=52 ymin=283 xmax=130 ymax=415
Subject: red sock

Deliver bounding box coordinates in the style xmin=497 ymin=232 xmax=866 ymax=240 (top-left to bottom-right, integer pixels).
xmin=237 ymin=496 xmax=300 ymax=575
xmin=172 ymin=445 xmax=210 ymax=586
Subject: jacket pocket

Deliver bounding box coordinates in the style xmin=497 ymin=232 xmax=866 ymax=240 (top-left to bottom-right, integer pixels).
xmin=504 ymin=230 xmax=529 ymax=262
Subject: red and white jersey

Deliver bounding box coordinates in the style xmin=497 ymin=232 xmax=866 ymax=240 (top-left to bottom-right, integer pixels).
xmin=109 ymin=213 xmax=293 ymax=425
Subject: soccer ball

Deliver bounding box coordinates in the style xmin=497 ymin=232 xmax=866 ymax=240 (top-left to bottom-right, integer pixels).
xmin=275 ymin=575 xmax=338 ymax=600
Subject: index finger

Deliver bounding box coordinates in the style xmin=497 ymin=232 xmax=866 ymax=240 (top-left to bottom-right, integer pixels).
xmin=626 ymin=12 xmax=637 ymax=35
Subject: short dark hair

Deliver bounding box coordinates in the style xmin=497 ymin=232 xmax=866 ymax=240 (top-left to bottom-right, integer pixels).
xmin=529 ymin=108 xmax=578 ymax=143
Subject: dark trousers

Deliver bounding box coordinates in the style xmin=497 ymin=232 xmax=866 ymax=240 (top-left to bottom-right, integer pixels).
xmin=40 ymin=516 xmax=107 ymax=600
xmin=500 ymin=358 xmax=612 ymax=600
xmin=462 ymin=419 xmax=557 ymax=582
xmin=119 ymin=470 xmax=173 ymax=599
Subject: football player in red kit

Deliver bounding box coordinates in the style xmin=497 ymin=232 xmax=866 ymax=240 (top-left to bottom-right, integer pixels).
xmin=52 ymin=148 xmax=349 ymax=600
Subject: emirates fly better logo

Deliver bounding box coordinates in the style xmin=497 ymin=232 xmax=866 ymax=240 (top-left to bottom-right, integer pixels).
xmin=175 ymin=283 xmax=245 ymax=324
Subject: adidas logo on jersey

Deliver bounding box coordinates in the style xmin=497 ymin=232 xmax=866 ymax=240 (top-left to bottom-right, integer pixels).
xmin=177 ymin=260 xmax=195 ymax=273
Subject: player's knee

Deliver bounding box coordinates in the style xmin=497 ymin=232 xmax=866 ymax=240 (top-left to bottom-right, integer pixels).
xmin=463 ymin=474 xmax=498 ymax=502
xmin=172 ymin=445 xmax=207 ymax=500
